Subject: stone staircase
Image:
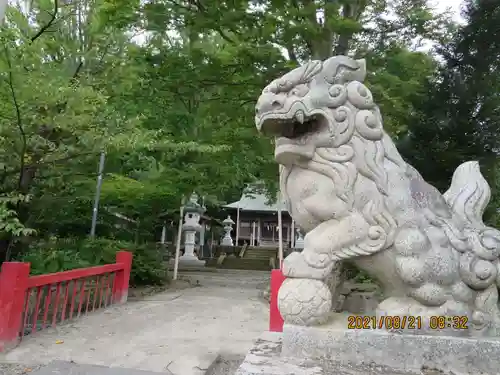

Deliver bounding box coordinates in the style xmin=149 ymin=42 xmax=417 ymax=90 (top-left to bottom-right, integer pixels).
xmin=242 ymin=247 xmax=276 ymax=260
xmin=205 ymin=257 xmax=272 ymax=271
xmin=205 ymin=246 xmax=278 ymax=271
xmin=178 ymin=269 xmax=269 ymax=290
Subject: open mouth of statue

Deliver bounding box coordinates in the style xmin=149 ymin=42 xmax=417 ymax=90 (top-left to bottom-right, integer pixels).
xmin=259 ymin=110 xmax=325 ymax=165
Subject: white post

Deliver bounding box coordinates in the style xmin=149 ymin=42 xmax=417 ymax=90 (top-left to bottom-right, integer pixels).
xmin=257 ymin=218 xmax=261 ymax=246
xmin=235 ymin=204 xmax=240 ymax=246
xmin=252 ymin=221 xmax=256 ymax=246
xmin=173 ymin=201 xmax=185 ymax=281
xmin=160 ymin=223 xmax=167 ymax=244
xmin=277 ymin=191 xmax=283 ymax=268
xmin=199 ymin=223 xmax=205 ymax=258
xmin=210 ymin=231 xmax=214 ymax=257
xmin=0 ymin=0 xmax=7 ymax=25
xmin=160 ymin=221 xmax=167 ymax=259
xmin=90 ymin=151 xmax=106 ymax=238
xmin=290 ymin=219 xmax=295 ymax=248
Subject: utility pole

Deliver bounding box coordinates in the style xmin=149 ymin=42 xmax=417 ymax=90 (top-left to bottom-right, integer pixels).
xmin=90 ymin=151 xmax=105 ymax=238
xmin=173 ymin=198 xmax=185 ymax=281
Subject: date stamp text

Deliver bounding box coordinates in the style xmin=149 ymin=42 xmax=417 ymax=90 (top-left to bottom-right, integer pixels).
xmin=347 ymin=315 xmax=469 ymax=330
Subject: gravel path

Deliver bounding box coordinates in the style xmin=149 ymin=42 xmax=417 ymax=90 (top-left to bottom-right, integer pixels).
xmin=0 ymin=363 xmax=44 ymax=375
xmin=1 ymin=270 xmax=269 ymax=375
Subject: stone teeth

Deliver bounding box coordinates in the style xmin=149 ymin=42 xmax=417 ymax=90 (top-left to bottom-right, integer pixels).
xmin=295 ymin=111 xmax=304 ymax=124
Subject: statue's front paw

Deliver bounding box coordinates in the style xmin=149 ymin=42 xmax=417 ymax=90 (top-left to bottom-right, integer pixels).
xmin=283 ymin=251 xmax=333 ymax=279
xmin=278 ymin=278 xmax=332 ymax=326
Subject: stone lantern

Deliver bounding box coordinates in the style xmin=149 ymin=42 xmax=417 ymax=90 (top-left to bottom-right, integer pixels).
xmin=221 ymin=215 xmax=235 ymax=246
xmin=179 ymin=192 xmax=206 ymax=265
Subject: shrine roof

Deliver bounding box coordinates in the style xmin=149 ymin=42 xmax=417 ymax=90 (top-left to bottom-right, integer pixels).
xmin=223 ymin=190 xmax=288 ymax=213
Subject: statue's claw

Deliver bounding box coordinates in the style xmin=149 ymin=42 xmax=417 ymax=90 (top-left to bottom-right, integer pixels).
xmin=283 ymin=251 xmax=334 ymax=279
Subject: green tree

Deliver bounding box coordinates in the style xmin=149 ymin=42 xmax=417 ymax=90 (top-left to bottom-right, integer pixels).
xmin=399 ymin=0 xmax=500 ymax=222
xmin=149 ymin=0 xmax=451 ymax=60
xmin=139 ymin=0 xmax=451 ymax=177
xmin=0 ymin=0 xmax=222 ymax=258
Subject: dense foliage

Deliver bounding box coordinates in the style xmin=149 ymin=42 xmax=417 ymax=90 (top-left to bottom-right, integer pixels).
xmin=0 ymin=0 xmax=498 ymax=283
xmin=22 ymin=238 xmax=166 ymax=286
xmin=400 ymin=0 xmax=500 ymax=223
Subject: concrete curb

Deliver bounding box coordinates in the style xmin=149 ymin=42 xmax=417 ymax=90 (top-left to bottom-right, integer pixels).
xmin=31 ymin=361 xmax=173 ymax=374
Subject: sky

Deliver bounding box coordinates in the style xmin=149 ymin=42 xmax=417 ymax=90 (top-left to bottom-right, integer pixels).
xmin=434 ymin=0 xmax=464 ymax=22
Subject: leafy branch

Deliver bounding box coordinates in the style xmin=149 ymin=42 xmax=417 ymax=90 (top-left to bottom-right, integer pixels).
xmin=30 ymin=0 xmax=59 ymax=42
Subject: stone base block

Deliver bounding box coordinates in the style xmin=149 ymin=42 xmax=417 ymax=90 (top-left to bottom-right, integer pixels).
xmin=179 ymin=254 xmax=205 ymax=263
xmin=234 ymin=332 xmax=324 ymax=375
xmin=282 ymin=321 xmax=500 ymax=375
xmin=235 ymin=332 xmax=417 ymax=375
xmin=235 ymin=320 xmax=500 ymax=375
xmin=169 ymin=257 xmax=206 ymax=270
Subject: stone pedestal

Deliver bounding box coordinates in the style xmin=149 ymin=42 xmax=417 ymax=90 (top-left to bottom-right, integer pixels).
xmin=181 ymin=231 xmax=198 ymax=259
xmin=179 ymin=231 xmax=205 ymax=266
xmin=178 ymin=257 xmax=205 ymax=269
xmin=235 ymin=317 xmax=500 ymax=375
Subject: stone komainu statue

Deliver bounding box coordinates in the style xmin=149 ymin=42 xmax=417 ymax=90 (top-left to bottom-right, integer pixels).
xmin=255 ymin=55 xmax=500 ymax=337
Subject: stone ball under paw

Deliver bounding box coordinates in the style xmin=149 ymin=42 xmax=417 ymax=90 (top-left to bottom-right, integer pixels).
xmin=277 ymin=278 xmax=332 ymax=326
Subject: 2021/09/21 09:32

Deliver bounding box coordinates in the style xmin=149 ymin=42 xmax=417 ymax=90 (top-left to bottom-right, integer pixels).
xmin=347 ymin=315 xmax=469 ymax=330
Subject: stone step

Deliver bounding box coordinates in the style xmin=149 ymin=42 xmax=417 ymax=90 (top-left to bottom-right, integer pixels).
xmin=244 ymin=250 xmax=277 ymax=254
xmin=235 ymin=332 xmax=423 ymax=375
xmin=243 ymin=250 xmax=277 ymax=260
xmin=178 ymin=272 xmax=269 ymax=290
xmin=166 ymin=260 xmax=217 ymax=273
xmin=206 ymin=258 xmax=272 ymax=271
xmin=243 ymin=255 xmax=273 ymax=260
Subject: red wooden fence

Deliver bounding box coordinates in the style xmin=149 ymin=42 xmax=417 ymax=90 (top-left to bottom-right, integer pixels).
xmin=269 ymin=269 xmax=285 ymax=332
xmin=0 ymin=251 xmax=132 ymax=352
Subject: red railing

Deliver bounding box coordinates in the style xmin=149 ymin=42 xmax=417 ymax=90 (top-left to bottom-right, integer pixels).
xmin=269 ymin=269 xmax=285 ymax=332
xmin=0 ymin=251 xmax=132 ymax=352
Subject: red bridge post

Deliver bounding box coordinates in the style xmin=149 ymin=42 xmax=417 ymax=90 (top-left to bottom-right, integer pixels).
xmin=0 ymin=262 xmax=30 ymax=352
xmin=112 ymin=251 xmax=133 ymax=304
xmin=269 ymin=269 xmax=286 ymax=332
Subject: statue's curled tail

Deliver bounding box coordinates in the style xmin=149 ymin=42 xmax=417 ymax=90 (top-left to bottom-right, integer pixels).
xmin=444 ymin=161 xmax=491 ymax=229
